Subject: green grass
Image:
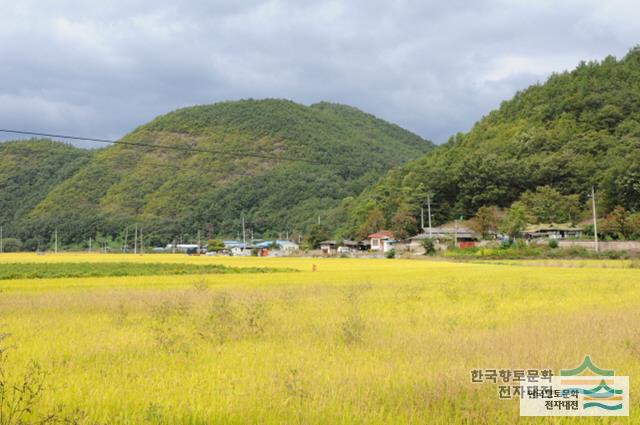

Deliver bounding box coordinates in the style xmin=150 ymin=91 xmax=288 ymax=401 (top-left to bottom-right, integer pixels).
xmin=0 ymin=262 xmax=294 ymax=280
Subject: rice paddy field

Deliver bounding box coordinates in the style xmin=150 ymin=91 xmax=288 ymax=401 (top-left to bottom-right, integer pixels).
xmin=0 ymin=253 xmax=638 ymax=424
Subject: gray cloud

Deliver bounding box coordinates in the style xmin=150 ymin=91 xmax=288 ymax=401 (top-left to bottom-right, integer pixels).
xmin=1 ymin=0 xmax=639 ymax=146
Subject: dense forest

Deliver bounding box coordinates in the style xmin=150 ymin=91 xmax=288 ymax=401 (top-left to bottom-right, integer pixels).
xmin=0 ymin=100 xmax=432 ymax=248
xmin=0 ymin=140 xmax=93 ymax=244
xmin=341 ymin=47 xmax=640 ymax=240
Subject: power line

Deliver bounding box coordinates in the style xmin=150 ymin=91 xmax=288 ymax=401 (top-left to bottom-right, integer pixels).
xmin=0 ymin=128 xmax=350 ymax=167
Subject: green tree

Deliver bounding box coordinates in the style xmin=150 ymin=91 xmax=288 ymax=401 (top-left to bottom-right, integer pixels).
xmin=207 ymin=239 xmax=225 ymax=252
xmin=356 ymin=208 xmax=386 ymax=239
xmin=470 ymin=206 xmax=501 ymax=239
xmin=390 ymin=205 xmax=417 ymax=240
xmin=519 ymin=186 xmax=583 ymax=224
xmin=500 ymin=202 xmax=528 ymax=239
xmin=304 ymin=224 xmax=330 ymax=250
xmin=599 ymin=206 xmax=634 ymax=240
xmin=1 ymin=238 xmax=22 ymax=252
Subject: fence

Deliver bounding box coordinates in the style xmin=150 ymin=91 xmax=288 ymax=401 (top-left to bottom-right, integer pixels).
xmin=558 ymin=240 xmax=640 ymax=252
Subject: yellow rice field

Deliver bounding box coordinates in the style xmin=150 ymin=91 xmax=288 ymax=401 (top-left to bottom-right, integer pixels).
xmin=0 ymin=253 xmax=638 ymax=424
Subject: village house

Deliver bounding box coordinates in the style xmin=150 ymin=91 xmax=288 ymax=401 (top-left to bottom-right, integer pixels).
xmin=524 ymin=223 xmax=584 ymax=240
xmin=277 ymin=240 xmax=300 ymax=252
xmin=409 ymin=224 xmax=480 ymax=251
xmin=319 ymin=240 xmax=337 ymax=254
xmin=336 ymin=239 xmax=359 ymax=254
xmin=368 ymin=231 xmax=396 ymax=252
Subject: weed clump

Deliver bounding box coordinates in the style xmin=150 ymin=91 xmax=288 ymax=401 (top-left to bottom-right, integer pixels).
xmin=339 ymin=285 xmax=370 ymax=346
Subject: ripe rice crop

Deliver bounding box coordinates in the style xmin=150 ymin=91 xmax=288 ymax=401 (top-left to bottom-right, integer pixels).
xmin=0 ymin=253 xmax=637 ymax=424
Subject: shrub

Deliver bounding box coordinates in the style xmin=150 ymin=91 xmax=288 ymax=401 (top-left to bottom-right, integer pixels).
xmin=386 ymin=249 xmax=396 ymax=259
xmin=604 ymin=250 xmax=627 ymax=260
xmin=548 ymin=239 xmax=559 ymax=249
xmin=1 ymin=238 xmax=22 ymax=252
xmin=500 ymin=239 xmax=512 ymax=249
xmin=421 ymin=238 xmax=436 ymax=255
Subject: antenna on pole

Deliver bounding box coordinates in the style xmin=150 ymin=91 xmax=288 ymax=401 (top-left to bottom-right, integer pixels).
xmin=591 ymin=185 xmax=599 ymax=253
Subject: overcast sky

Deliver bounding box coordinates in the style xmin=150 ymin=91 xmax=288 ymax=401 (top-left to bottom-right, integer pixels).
xmin=1 ymin=0 xmax=639 ymax=146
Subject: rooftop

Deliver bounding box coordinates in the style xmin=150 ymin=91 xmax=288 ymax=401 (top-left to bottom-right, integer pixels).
xmin=368 ymin=230 xmax=395 ymax=239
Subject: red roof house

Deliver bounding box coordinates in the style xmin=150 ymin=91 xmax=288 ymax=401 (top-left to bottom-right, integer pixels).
xmin=367 ymin=230 xmax=396 ymax=252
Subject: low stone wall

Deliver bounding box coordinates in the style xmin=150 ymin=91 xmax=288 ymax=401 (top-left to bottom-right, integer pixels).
xmin=558 ymin=240 xmax=640 ymax=252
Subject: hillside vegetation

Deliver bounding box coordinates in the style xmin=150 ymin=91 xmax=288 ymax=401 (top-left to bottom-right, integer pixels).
xmin=343 ymin=48 xmax=640 ymax=237
xmin=0 ymin=140 xmax=93 ymax=237
xmin=5 ymin=99 xmax=431 ymax=245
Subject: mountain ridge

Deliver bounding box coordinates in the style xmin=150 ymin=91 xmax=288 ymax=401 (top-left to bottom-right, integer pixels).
xmin=341 ymin=47 xmax=640 ymax=238
xmin=2 ymin=99 xmax=433 ymax=245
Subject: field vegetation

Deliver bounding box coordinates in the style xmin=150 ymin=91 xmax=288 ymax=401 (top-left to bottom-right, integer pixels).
xmin=0 ymin=253 xmax=638 ymax=423
xmin=0 ymin=262 xmax=291 ymax=280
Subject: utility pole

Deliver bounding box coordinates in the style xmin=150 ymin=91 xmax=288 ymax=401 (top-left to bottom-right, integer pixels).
xmin=454 ymin=219 xmax=458 ymax=247
xmin=54 ymin=228 xmax=58 ymax=253
xmin=140 ymin=227 xmax=143 ymax=254
xmin=427 ymin=194 xmax=433 ymax=238
xmin=242 ymin=214 xmax=246 ymax=248
xmin=591 ymin=186 xmax=599 ymax=253
xmin=421 ymin=208 xmax=424 ymax=230
xmin=123 ymin=227 xmax=128 ymax=253
xmin=89 ymin=237 xmax=92 ymax=253
xmin=0 ymin=226 xmax=3 ymax=253
xmin=134 ymin=224 xmax=138 ymax=255
xmin=197 ymin=230 xmax=201 ymax=253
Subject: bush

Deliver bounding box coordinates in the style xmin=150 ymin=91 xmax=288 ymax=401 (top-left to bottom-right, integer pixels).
xmin=421 ymin=238 xmax=436 ymax=255
xmin=386 ymin=249 xmax=396 ymax=259
xmin=548 ymin=239 xmax=559 ymax=249
xmin=604 ymin=250 xmax=627 ymax=259
xmin=1 ymin=238 xmax=22 ymax=252
xmin=207 ymin=239 xmax=224 ymax=252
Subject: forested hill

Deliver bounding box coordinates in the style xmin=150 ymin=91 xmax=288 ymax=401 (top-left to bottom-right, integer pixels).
xmin=342 ymin=48 xmax=640 ymax=238
xmin=13 ymin=99 xmax=432 ymax=245
xmin=0 ymin=140 xmax=93 ymax=236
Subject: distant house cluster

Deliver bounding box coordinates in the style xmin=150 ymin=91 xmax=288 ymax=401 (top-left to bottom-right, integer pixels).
xmin=320 ymin=231 xmax=395 ymax=255
xmin=219 ymin=239 xmax=300 ymax=256
xmin=152 ymin=219 xmax=591 ymax=258
xmin=153 ymin=239 xmax=300 ymax=256
xmin=319 ymin=239 xmax=370 ymax=255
